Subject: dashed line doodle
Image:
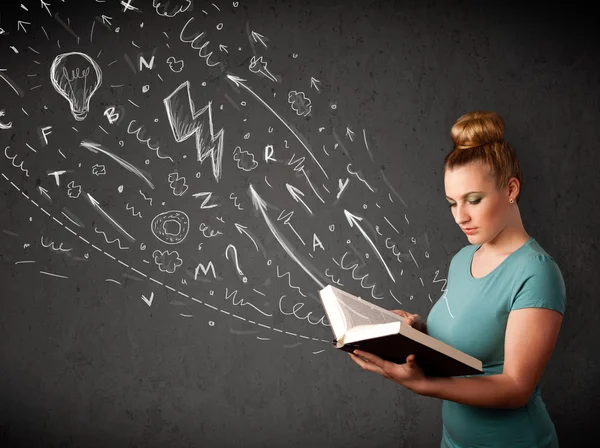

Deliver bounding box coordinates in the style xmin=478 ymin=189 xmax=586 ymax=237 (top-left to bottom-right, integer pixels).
xmin=2 ymin=172 xmax=331 ymax=346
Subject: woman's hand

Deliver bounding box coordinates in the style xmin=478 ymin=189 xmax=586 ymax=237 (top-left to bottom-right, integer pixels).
xmin=391 ymin=309 xmax=427 ymax=333
xmin=349 ymin=349 xmax=426 ymax=393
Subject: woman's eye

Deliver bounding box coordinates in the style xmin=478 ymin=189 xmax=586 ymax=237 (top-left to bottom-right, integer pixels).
xmin=469 ymin=199 xmax=481 ymax=205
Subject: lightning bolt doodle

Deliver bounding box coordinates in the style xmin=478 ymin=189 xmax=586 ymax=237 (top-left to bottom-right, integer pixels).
xmin=164 ymin=81 xmax=225 ymax=182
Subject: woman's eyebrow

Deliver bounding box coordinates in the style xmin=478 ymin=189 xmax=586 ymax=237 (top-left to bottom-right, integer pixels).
xmin=445 ymin=191 xmax=483 ymax=200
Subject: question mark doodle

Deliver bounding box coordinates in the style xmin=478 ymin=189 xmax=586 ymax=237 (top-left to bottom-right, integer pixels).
xmin=225 ymin=244 xmax=247 ymax=283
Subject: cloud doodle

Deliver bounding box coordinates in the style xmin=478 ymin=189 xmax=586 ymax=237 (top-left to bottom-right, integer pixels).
xmin=153 ymin=249 xmax=183 ymax=273
xmin=233 ymin=146 xmax=259 ymax=172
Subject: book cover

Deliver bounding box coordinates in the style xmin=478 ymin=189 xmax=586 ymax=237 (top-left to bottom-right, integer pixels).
xmin=319 ymin=285 xmax=483 ymax=378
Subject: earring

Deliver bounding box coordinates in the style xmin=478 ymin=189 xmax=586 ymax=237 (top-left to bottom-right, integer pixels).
xmin=509 ymin=198 xmax=514 ymax=203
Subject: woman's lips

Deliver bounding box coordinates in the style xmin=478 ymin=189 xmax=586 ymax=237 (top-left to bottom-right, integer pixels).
xmin=463 ymin=228 xmax=477 ymax=235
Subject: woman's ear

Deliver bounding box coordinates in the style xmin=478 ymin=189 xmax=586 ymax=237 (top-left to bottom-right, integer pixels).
xmin=507 ymin=177 xmax=520 ymax=199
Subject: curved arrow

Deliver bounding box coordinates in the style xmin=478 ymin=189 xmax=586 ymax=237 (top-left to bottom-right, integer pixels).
xmin=344 ymin=209 xmax=396 ymax=283
xmin=249 ymin=184 xmax=326 ymax=289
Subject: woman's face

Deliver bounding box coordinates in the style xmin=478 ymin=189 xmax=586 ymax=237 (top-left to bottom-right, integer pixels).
xmin=444 ymin=162 xmax=510 ymax=244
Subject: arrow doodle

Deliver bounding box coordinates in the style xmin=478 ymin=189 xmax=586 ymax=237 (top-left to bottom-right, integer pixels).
xmin=344 ymin=209 xmax=396 ymax=283
xmin=249 ymin=184 xmax=326 ymax=288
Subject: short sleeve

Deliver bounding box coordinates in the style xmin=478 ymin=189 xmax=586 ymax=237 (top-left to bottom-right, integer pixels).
xmin=510 ymin=254 xmax=567 ymax=315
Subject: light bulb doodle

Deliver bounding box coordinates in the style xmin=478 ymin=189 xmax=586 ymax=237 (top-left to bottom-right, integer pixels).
xmin=50 ymin=52 xmax=102 ymax=121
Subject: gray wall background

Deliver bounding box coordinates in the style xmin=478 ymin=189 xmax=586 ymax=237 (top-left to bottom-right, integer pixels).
xmin=0 ymin=0 xmax=598 ymax=446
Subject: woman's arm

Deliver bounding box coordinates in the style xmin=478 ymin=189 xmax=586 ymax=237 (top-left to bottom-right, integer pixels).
xmin=415 ymin=307 xmax=563 ymax=409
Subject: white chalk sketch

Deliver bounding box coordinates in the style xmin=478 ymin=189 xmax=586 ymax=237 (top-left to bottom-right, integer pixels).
xmin=166 ymin=56 xmax=184 ymax=72
xmin=94 ymin=227 xmax=130 ymax=250
xmin=227 ymin=74 xmax=329 ymax=179
xmin=164 ymin=81 xmax=225 ymax=182
xmin=233 ymin=146 xmax=258 ymax=171
xmin=324 ymin=268 xmax=344 ymax=286
xmin=0 ymin=110 xmax=13 ymax=129
xmin=249 ymin=184 xmax=325 ymax=289
xmin=125 ymin=203 xmax=142 ymax=218
xmin=104 ymin=107 xmax=120 ymax=124
xmin=192 ymin=191 xmax=219 ymax=209
xmin=2 ymin=171 xmax=330 ymax=346
xmin=277 ymin=209 xmax=305 ymax=245
xmin=288 ymin=90 xmax=312 ymax=116
xmin=151 ymin=210 xmax=190 ymax=245
xmin=92 ymin=164 xmax=106 ymax=176
xmin=233 ymin=222 xmax=261 ymax=253
xmin=48 ymin=170 xmax=66 ymax=186
xmin=38 ymin=186 xmax=52 ymax=203
xmin=127 ymin=120 xmax=174 ymax=162
xmin=344 ymin=210 xmax=396 ymax=282
xmin=225 ymin=244 xmax=247 ymax=283
xmin=50 ymin=52 xmax=102 ymax=121
xmin=229 ymin=193 xmax=243 ymax=210
xmin=141 ymin=291 xmax=155 ymax=307
xmin=347 ymin=163 xmax=375 ymax=192
xmin=251 ymin=30 xmax=268 ymax=48
xmin=139 ymin=189 xmax=153 ymax=205
xmin=4 ymin=146 xmax=29 ymax=177
xmin=285 ymin=183 xmax=313 ymax=215
xmin=310 ymin=77 xmax=321 ymax=91
xmin=346 ymin=126 xmax=355 ymax=142
xmin=168 ymin=171 xmax=188 ymax=196
xmin=336 ymin=177 xmax=350 ymax=199
xmin=287 ymin=153 xmax=326 ymax=203
xmin=67 ymin=181 xmax=81 ymax=198
xmin=199 ymin=222 xmax=222 ymax=238
xmin=279 ymin=294 xmax=326 ymax=325
xmin=225 ymin=288 xmax=272 ymax=317
xmin=249 ymin=56 xmax=277 ymax=82
xmin=179 ymin=17 xmax=220 ymax=67
xmin=80 ymin=140 xmax=155 ymax=189
xmin=194 ymin=260 xmax=216 ymax=279
xmin=87 ymin=193 xmax=136 ymax=243
xmin=41 ymin=236 xmax=72 ymax=252
xmin=153 ymin=0 xmax=192 ymax=17
xmin=153 ymin=249 xmax=183 ymax=273
xmin=276 ymin=265 xmax=306 ymax=297
xmin=337 ymin=251 xmax=385 ymax=300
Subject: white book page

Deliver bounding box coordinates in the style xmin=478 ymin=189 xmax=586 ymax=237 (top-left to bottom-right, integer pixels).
xmin=335 ymin=290 xmax=403 ymax=328
xmin=337 ymin=321 xmax=401 ymax=347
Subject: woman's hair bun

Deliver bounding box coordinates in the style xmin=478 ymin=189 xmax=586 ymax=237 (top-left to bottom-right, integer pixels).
xmin=451 ymin=111 xmax=505 ymax=150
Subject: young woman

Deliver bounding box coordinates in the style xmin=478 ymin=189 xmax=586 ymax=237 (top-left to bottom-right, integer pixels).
xmin=349 ymin=111 xmax=566 ymax=447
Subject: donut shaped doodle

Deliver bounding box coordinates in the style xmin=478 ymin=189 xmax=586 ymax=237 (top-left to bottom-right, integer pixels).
xmin=151 ymin=210 xmax=189 ymax=245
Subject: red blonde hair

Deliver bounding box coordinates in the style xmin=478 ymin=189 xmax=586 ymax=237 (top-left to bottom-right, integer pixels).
xmin=444 ymin=111 xmax=523 ymax=204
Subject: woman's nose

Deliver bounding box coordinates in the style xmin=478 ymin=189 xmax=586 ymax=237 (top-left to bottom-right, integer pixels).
xmin=455 ymin=206 xmax=470 ymax=224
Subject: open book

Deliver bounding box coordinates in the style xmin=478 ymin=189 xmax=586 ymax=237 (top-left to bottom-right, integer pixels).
xmin=319 ymin=285 xmax=483 ymax=377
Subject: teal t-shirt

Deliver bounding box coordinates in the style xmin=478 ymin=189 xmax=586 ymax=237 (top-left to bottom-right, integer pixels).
xmin=426 ymin=237 xmax=566 ymax=448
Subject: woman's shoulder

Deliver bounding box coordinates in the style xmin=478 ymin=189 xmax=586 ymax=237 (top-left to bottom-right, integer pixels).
xmin=509 ymin=240 xmax=567 ymax=313
xmin=519 ymin=238 xmax=563 ymax=275
xmin=451 ymin=242 xmax=479 ymax=263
